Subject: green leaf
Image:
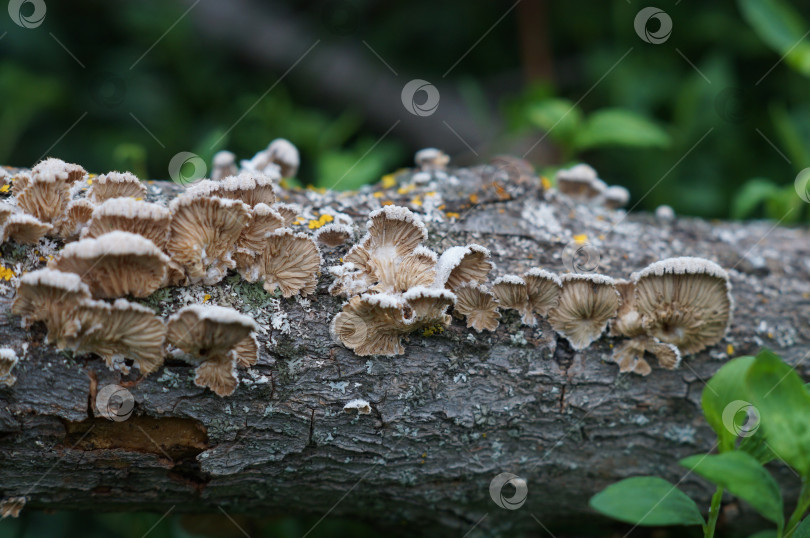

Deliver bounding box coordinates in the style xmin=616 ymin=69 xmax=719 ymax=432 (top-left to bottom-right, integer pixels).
xmin=526 ymin=98 xmax=582 ymax=146
xmin=738 ymin=428 xmax=778 ymax=464
xmin=731 ymin=179 xmax=781 ymax=219
xmin=573 ymin=109 xmax=671 ymax=150
xmin=794 ymin=517 xmax=810 ymax=538
xmin=589 ymin=476 xmax=705 ymax=526
xmin=681 ymin=452 xmax=783 ymax=526
xmin=738 ymin=0 xmax=810 ymax=77
xmin=745 ymin=349 xmax=810 ymax=475
xmin=701 ymin=356 xmax=756 ymax=451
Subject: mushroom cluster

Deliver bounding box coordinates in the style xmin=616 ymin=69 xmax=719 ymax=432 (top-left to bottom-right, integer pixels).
xmin=3 ymin=155 xmax=320 ymax=396
xmin=328 ymin=205 xmax=491 ymax=356
xmin=555 ymin=164 xmax=629 ymax=209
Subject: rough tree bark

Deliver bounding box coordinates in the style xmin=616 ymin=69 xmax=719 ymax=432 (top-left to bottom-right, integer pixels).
xmin=0 ymin=163 xmax=809 ymax=536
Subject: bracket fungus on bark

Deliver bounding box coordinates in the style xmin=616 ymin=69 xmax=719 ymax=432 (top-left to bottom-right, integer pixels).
xmin=434 ymin=244 xmax=493 ymax=292
xmin=453 ymin=282 xmax=500 ymax=332
xmin=314 ymin=222 xmax=353 ymax=247
xmin=492 ymin=275 xmax=532 ymax=324
xmin=414 ymin=147 xmax=450 ymax=171
xmin=236 ymin=203 xmax=285 ymax=253
xmin=252 ymin=228 xmax=321 ymax=297
xmin=547 ymin=273 xmax=620 ymax=351
xmin=330 ymin=293 xmax=411 ymax=357
xmin=11 ymin=269 xmax=91 ymax=342
xmin=59 ymin=298 xmax=167 ymax=375
xmin=87 ymin=171 xmax=147 ymax=203
xmin=211 ymin=150 xmax=238 ymax=181
xmin=167 ymin=305 xmax=258 ymax=397
xmin=1 ymin=214 xmax=52 ymax=245
xmin=56 ymin=199 xmax=96 ymax=240
xmin=83 ymin=198 xmax=171 ymax=250
xmin=50 ymin=231 xmax=170 ymax=298
xmin=0 ymin=348 xmax=19 ymax=387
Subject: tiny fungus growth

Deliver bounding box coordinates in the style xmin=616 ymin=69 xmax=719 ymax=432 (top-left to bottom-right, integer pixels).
xmin=633 ymin=257 xmax=732 ymax=354
xmin=524 ymin=268 xmax=562 ymax=319
xmin=314 ymin=222 xmax=353 ymax=247
xmin=415 ymin=147 xmax=450 ymax=171
xmin=252 ymin=228 xmax=321 ymax=297
xmin=11 ymin=269 xmax=91 ymax=341
xmin=60 ymin=298 xmax=167 ymax=375
xmin=87 ymin=171 xmax=147 ymax=203
xmin=167 ymin=305 xmax=258 ymax=396
xmin=83 ymin=198 xmax=171 ymax=250
xmin=266 ymin=138 xmax=300 ymax=178
xmin=32 ymin=157 xmax=86 ymax=184
xmin=453 ymin=282 xmax=500 ymax=332
xmin=1 ymin=214 xmax=52 ymax=245
xmin=211 ymin=172 xmax=278 ymax=207
xmin=56 ymin=199 xmax=95 ymax=240
xmin=233 ymin=333 xmax=259 ymax=368
xmin=166 ymin=194 xmax=250 ymax=284
xmin=273 ymin=203 xmax=300 ymax=227
xmin=0 ymin=496 xmax=26 ymax=519
xmin=331 ymin=293 xmax=410 ymax=356
xmin=434 ymin=244 xmax=493 ymax=292
xmin=236 ymin=203 xmax=284 ymax=252
xmin=343 ymin=399 xmax=372 ymax=414
xmin=548 ymin=273 xmax=619 ymax=350
xmin=51 ymin=231 xmax=170 ymax=298
xmin=0 ymin=348 xmax=19 ymax=387
xmin=395 ymin=245 xmax=438 ymax=292
xmin=555 ymin=164 xmax=603 ymax=200
xmin=0 ymin=203 xmax=16 ymax=227
xmin=402 ymin=286 xmax=455 ymax=329
xmin=211 ymin=150 xmax=237 ymax=181
xmin=603 ymin=186 xmax=629 ymax=209
xmin=655 ymin=205 xmax=676 ymax=221
xmin=492 ymin=275 xmax=532 ymax=324
xmin=16 ymin=172 xmax=73 ymax=225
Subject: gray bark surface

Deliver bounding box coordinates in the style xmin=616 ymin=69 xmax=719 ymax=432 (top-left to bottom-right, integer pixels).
xmin=1 ymin=164 xmax=808 ymax=536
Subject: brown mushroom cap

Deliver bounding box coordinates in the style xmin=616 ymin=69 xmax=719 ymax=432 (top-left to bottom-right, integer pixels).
xmin=454 ymin=282 xmax=500 ymax=332
xmin=257 ymin=228 xmax=321 ymax=297
xmin=0 ymin=348 xmax=19 ymax=387
xmin=633 ymin=257 xmax=732 ymax=354
xmin=51 ymin=231 xmax=170 ymax=298
xmin=234 ymin=333 xmax=259 ymax=368
xmin=414 ymin=148 xmax=450 ymax=171
xmin=555 ymin=164 xmax=604 ymax=199
xmin=266 ymin=138 xmax=300 ymax=178
xmin=211 ymin=150 xmax=237 ymax=181
xmin=1 ymin=214 xmax=52 ymax=245
xmin=237 ymin=203 xmax=284 ymax=252
xmin=167 ymin=305 xmax=257 ymax=396
xmin=394 ymin=246 xmax=437 ymax=292
xmin=610 ymin=336 xmax=680 ymax=376
xmin=330 ymin=293 xmax=409 ymax=356
xmin=314 ymin=222 xmax=353 ymax=247
xmin=492 ymin=275 xmax=534 ymax=325
xmin=524 ymin=268 xmax=562 ymax=317
xmin=32 ymin=158 xmax=86 ymax=184
xmin=16 ymin=175 xmax=71 ymax=224
xmin=11 ymin=269 xmax=91 ymax=338
xmin=403 ymin=286 xmax=455 ymax=328
xmin=60 ymin=298 xmax=167 ymax=375
xmin=88 ymin=171 xmax=147 ymax=203
xmin=435 ymin=244 xmax=492 ymax=291
xmin=83 ymin=197 xmax=171 ymax=250
xmin=213 ymin=173 xmax=278 ymax=207
xmin=166 ymin=194 xmax=250 ymax=284
xmin=273 ymin=203 xmax=300 ymax=226
xmin=364 ymin=205 xmax=428 ymax=257
xmin=547 ymin=273 xmax=619 ymax=350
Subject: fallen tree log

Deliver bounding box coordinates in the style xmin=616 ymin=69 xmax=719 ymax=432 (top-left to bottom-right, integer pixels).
xmin=0 ymin=162 xmax=808 ymax=536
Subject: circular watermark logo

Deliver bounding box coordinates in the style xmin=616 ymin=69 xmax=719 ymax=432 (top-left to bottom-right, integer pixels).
xmin=721 ymin=400 xmax=760 ymax=438
xmin=8 ymin=0 xmax=46 ymax=28
xmin=89 ymin=72 xmax=127 ymax=109
xmin=489 ymin=472 xmax=528 ymax=510
xmin=795 ymin=168 xmax=810 ymax=203
xmin=714 ymin=87 xmax=747 ymax=125
xmin=634 ymin=7 xmax=672 ymax=44
xmin=401 ymin=79 xmax=440 ymax=117
xmin=320 ymin=0 xmax=360 ymax=36
xmin=562 ymin=239 xmax=601 ymax=273
xmin=96 ymin=384 xmax=135 ymax=422
xmin=169 ymin=151 xmax=207 ymax=186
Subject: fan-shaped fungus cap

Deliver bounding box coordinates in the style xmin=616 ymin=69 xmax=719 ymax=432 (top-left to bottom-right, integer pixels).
xmin=233 ymin=333 xmax=259 ymax=368
xmin=394 ymin=245 xmax=437 ymax=292
xmin=609 ymin=279 xmax=642 ymax=338
xmin=453 ymin=282 xmax=500 ymax=332
xmin=83 ymin=198 xmax=171 ymax=250
xmin=256 ymin=228 xmax=321 ymax=297
xmin=167 ymin=305 xmax=257 ymax=396
xmin=415 ymin=148 xmax=450 ymax=171
xmin=632 ymin=257 xmax=732 ymax=354
xmin=365 ymin=205 xmax=427 ymax=256
xmin=88 ymin=171 xmax=147 ymax=203
xmin=0 ymin=203 xmax=15 ymax=227
xmin=166 ymin=194 xmax=250 ymax=284
xmin=266 ymin=138 xmax=300 ymax=178
xmin=524 ymin=268 xmax=562 ymax=318
xmin=610 ymin=337 xmax=681 ymax=376
xmin=0 ymin=497 xmax=26 ymax=519
xmin=237 ymin=203 xmax=284 ymax=252
xmin=273 ymin=203 xmax=300 ymax=226
xmin=1 ymin=214 xmax=51 ymax=244
xmin=548 ymin=273 xmax=619 ymax=350
xmin=55 ymin=199 xmax=95 ymax=240
xmin=492 ymin=275 xmax=535 ymax=325
xmin=215 ymin=173 xmax=278 ymax=207
xmin=60 ymin=298 xmax=166 ymax=375
xmin=403 ymin=286 xmax=455 ymax=327
xmin=211 ymin=150 xmax=237 ymax=181
xmin=603 ymin=186 xmax=629 ymax=209
xmin=0 ymin=348 xmax=19 ymax=387
xmin=434 ymin=244 xmax=492 ymax=291
xmin=330 ymin=293 xmax=409 ymax=356
xmin=555 ymin=164 xmax=605 ymax=200
xmin=11 ymin=269 xmax=91 ymax=340
xmin=51 ymin=231 xmax=170 ymax=298
xmin=314 ymin=222 xmax=353 ymax=247
xmin=16 ymin=174 xmax=72 ymax=225
xmin=343 ymin=399 xmax=372 ymax=414
xmin=32 ymin=158 xmax=86 ymax=184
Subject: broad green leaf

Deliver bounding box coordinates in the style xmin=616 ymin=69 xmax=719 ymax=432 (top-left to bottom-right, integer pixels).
xmin=731 ymin=179 xmax=781 ymax=220
xmin=573 ymin=109 xmax=671 ymax=150
xmin=770 ymin=104 xmax=810 ymax=169
xmin=526 ymin=98 xmax=582 ymax=145
xmin=738 ymin=428 xmax=778 ymax=464
xmin=681 ymin=452 xmax=783 ymax=526
xmin=589 ymin=476 xmax=704 ymax=526
xmin=701 ymin=356 xmax=756 ymax=451
xmin=793 ymin=517 xmax=810 ymax=538
xmin=738 ymin=0 xmax=810 ymax=77
xmin=745 ymin=349 xmax=810 ymax=475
